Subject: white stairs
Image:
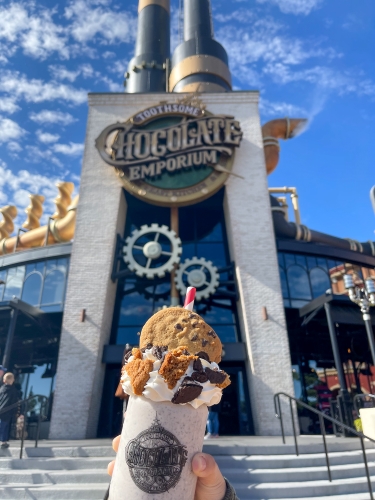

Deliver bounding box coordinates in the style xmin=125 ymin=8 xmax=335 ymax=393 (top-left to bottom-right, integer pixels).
xmin=0 ymin=436 xmax=374 ymax=499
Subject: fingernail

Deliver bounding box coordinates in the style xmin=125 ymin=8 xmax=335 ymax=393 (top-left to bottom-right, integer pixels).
xmin=195 ymin=454 xmax=207 ymax=471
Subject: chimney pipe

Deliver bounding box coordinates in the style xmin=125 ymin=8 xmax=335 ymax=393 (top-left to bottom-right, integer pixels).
xmin=125 ymin=0 xmax=170 ymax=93
xmin=170 ymin=0 xmax=231 ymax=93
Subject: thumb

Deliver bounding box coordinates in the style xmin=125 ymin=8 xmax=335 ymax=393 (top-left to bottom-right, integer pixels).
xmin=192 ymin=453 xmax=226 ymax=500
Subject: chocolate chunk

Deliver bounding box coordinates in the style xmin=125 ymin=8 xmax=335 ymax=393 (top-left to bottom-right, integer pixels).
xmin=190 ymin=334 xmax=199 ymax=342
xmin=195 ymin=351 xmax=210 ymax=362
xmin=172 ymin=382 xmax=203 ymax=404
xmin=207 ymin=330 xmax=217 ymax=338
xmin=180 ymin=376 xmax=195 ymax=386
xmin=193 ymin=358 xmax=204 ymax=372
xmin=182 ymin=349 xmax=190 ymax=355
xmin=152 ymin=345 xmax=168 ymax=360
xmin=205 ymin=367 xmax=227 ymax=385
xmin=189 ymin=313 xmax=198 ymax=319
xmin=201 ymin=339 xmax=209 ymax=347
xmin=124 ymin=351 xmax=133 ymax=363
xmin=192 ymin=322 xmax=199 ymax=327
xmin=174 ymin=323 xmax=183 ymax=330
xmin=141 ymin=343 xmax=153 ymax=353
xmin=191 ymin=371 xmax=209 ymax=383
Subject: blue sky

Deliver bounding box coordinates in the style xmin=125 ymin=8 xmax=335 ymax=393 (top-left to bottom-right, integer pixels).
xmin=0 ymin=0 xmax=374 ymax=242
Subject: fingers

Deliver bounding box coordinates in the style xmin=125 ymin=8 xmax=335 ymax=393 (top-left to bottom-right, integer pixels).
xmin=107 ymin=460 xmax=115 ymax=476
xmin=192 ymin=453 xmax=226 ymax=500
xmin=112 ymin=435 xmax=121 ymax=453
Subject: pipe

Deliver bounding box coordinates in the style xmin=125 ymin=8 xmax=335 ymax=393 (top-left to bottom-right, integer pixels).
xmin=125 ymin=0 xmax=170 ymax=93
xmin=0 ymin=196 xmax=79 ymax=256
xmin=170 ymin=0 xmax=231 ymax=93
xmin=271 ymin=195 xmax=375 ymax=258
xmin=262 ymin=118 xmax=307 ymax=175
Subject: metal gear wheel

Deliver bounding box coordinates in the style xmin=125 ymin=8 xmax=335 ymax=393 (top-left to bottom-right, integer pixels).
xmin=123 ymin=224 xmax=182 ymax=279
xmin=175 ymin=257 xmax=220 ymax=300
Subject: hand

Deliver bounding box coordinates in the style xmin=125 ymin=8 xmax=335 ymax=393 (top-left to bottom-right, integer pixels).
xmin=108 ymin=436 xmax=227 ymax=500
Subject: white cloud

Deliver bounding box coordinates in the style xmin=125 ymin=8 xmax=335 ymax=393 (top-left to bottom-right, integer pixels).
xmin=0 ymin=116 xmax=26 ymax=144
xmin=49 ymin=65 xmax=80 ymax=82
xmin=260 ymin=98 xmax=306 ymax=117
xmin=0 ymin=71 xmax=87 ymax=104
xmin=36 ymin=130 xmax=60 ymax=144
xmin=29 ymin=110 xmax=77 ymax=126
xmin=256 ymin=0 xmax=323 ymax=15
xmin=0 ymin=97 xmax=20 ymax=114
xmin=0 ymin=3 xmax=69 ymax=60
xmin=7 ymin=141 xmax=22 ymax=153
xmin=65 ymin=0 xmax=137 ymax=44
xmin=52 ymin=142 xmax=84 ymax=156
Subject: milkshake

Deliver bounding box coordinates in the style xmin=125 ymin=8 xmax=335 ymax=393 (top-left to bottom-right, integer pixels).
xmin=109 ymin=306 xmax=230 ymax=499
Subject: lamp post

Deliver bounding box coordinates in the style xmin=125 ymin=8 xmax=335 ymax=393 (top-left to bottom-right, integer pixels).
xmin=344 ymin=274 xmax=375 ymax=367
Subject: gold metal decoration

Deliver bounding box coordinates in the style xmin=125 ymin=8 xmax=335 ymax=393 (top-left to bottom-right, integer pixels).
xmin=22 ymin=194 xmax=45 ymax=230
xmin=0 ymin=205 xmax=17 ymax=240
xmin=169 ymin=55 xmax=232 ymax=92
xmin=52 ymin=182 xmax=75 ymax=220
xmin=138 ymin=0 xmax=169 ymax=13
xmin=269 ymin=187 xmax=301 ymax=226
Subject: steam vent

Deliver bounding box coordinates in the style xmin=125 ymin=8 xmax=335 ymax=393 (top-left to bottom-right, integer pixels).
xmin=1 ymin=1 xmax=374 ymax=471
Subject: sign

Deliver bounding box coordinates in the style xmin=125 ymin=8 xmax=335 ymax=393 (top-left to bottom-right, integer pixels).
xmin=95 ymin=98 xmax=243 ymax=207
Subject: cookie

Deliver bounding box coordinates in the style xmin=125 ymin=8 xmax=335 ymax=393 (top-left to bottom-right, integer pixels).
xmin=172 ymin=377 xmax=203 ymax=404
xmin=159 ymin=346 xmax=197 ymax=389
xmin=125 ymin=357 xmax=154 ymax=396
xmin=140 ymin=307 xmax=222 ymax=363
xmin=205 ymin=367 xmax=231 ymax=389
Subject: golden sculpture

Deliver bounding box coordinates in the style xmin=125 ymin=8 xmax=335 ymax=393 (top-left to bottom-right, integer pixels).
xmin=22 ymin=194 xmax=45 ymax=230
xmin=0 ymin=205 xmax=18 ymax=240
xmin=52 ymin=182 xmax=74 ymax=220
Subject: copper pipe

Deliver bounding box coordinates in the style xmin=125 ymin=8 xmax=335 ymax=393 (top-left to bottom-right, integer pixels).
xmin=262 ymin=118 xmax=307 ymax=175
xmin=0 ymin=196 xmax=79 ymax=256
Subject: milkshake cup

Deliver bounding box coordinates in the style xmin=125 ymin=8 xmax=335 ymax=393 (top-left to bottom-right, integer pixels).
xmin=109 ymin=306 xmax=230 ymax=500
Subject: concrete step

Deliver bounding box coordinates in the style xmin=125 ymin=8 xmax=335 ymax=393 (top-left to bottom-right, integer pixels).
xmin=0 ymin=484 xmax=108 ymax=500
xmin=0 ymin=445 xmax=115 ymax=459
xmin=214 ymin=448 xmax=375 ymax=469
xmin=0 ymin=456 xmax=111 ymax=470
xmin=0 ymin=469 xmax=109 ymax=485
xmin=232 ymin=475 xmax=375 ymax=499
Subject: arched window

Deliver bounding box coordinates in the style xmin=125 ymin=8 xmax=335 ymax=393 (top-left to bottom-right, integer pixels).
xmin=22 ymin=273 xmax=43 ymax=306
xmin=310 ymin=267 xmax=330 ymax=298
xmin=3 ymin=266 xmax=25 ymax=301
xmin=41 ymin=270 xmax=66 ymax=305
xmin=287 ymin=265 xmax=312 ymax=300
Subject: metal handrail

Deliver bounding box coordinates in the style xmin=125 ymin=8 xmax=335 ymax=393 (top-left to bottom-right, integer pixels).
xmin=275 ymin=392 xmax=375 ymax=500
xmin=354 ymin=394 xmax=375 ymax=414
xmin=0 ymin=394 xmax=49 ymax=459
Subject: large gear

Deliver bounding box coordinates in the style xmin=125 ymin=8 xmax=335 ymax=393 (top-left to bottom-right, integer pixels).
xmin=175 ymin=257 xmax=220 ymax=300
xmin=123 ymin=224 xmax=182 ymax=279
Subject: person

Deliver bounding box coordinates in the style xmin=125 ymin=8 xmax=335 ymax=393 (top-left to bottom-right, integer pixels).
xmin=205 ymin=401 xmax=221 ymax=439
xmin=0 ymin=365 xmax=7 ymax=388
xmin=107 ymin=435 xmax=239 ymax=500
xmin=0 ymin=372 xmax=19 ymax=449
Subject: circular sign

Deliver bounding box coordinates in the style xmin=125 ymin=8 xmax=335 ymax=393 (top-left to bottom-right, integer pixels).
xmin=95 ymin=99 xmax=243 ymax=207
xmin=125 ymin=416 xmax=188 ymax=494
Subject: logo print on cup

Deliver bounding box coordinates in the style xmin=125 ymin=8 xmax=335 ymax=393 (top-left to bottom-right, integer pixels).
xmin=125 ymin=415 xmax=188 ymax=494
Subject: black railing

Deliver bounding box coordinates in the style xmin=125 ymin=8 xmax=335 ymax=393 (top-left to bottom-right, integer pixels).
xmin=274 ymin=392 xmax=375 ymax=500
xmin=0 ymin=394 xmax=49 ymax=459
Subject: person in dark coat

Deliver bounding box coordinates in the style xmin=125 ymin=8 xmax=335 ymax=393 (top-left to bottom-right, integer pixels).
xmin=0 ymin=365 xmax=7 ymax=388
xmin=0 ymin=372 xmax=19 ymax=448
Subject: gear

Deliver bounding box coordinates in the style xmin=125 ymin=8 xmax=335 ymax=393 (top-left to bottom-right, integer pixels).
xmin=123 ymin=224 xmax=182 ymax=279
xmin=175 ymin=257 xmax=220 ymax=300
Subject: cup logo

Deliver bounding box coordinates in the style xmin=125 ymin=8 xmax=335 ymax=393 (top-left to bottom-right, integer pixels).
xmin=125 ymin=415 xmax=188 ymax=494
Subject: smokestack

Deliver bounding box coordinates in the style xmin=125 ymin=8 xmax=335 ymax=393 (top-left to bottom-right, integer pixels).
xmin=125 ymin=0 xmax=170 ymax=93
xmin=170 ymin=0 xmax=232 ymax=93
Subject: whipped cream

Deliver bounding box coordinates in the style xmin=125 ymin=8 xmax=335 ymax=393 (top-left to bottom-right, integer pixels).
xmin=121 ymin=349 xmax=222 ymax=408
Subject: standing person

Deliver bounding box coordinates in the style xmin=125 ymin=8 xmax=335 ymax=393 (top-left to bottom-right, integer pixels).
xmin=0 ymin=373 xmax=19 ymax=449
xmin=205 ymin=401 xmax=222 ymax=439
xmin=0 ymin=366 xmax=7 ymax=388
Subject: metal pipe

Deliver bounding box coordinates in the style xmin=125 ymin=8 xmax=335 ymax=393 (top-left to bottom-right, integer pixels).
xmin=126 ymin=0 xmax=170 ymax=93
xmin=324 ymin=303 xmax=348 ymax=394
xmin=184 ymin=0 xmax=213 ymax=40
xmin=2 ymin=308 xmax=19 ymax=369
xmin=360 ymin=437 xmax=374 ymax=500
xmin=319 ymin=413 xmax=332 ymax=482
xmin=364 ymin=313 xmax=375 ymax=367
xmin=289 ymin=398 xmax=299 ymax=456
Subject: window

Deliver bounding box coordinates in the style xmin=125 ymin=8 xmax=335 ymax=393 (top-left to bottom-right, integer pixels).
xmin=310 ymin=267 xmax=330 ymax=298
xmin=22 ymin=273 xmax=43 ymax=306
xmin=3 ymin=266 xmax=25 ymax=300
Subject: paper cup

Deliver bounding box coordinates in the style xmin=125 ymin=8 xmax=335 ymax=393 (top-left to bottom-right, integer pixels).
xmin=109 ymin=396 xmax=208 ymax=499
